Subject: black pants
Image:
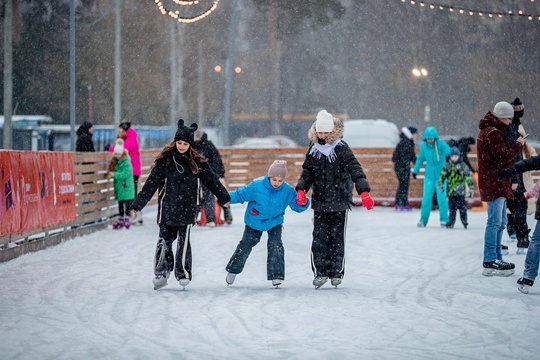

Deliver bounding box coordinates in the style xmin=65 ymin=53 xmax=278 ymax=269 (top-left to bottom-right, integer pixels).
xmin=154 ymin=224 xmax=192 ymax=281
xmin=394 ymin=166 xmax=410 ymax=207
xmin=133 ymin=175 xmax=139 ymax=197
xmin=118 ymin=200 xmax=133 ymax=217
xmin=200 ymin=186 xmax=216 ymax=222
xmin=507 ymin=192 xmax=529 ymax=240
xmin=448 ymin=195 xmax=467 ymax=226
xmin=311 ymin=210 xmax=347 ymax=279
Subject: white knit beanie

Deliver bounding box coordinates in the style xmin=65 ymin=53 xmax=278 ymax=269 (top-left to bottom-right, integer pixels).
xmin=113 ymin=138 xmax=124 ymax=155
xmin=492 ymin=101 xmax=514 ymax=119
xmin=268 ymin=160 xmax=287 ymax=179
xmin=315 ymin=110 xmax=334 ymax=132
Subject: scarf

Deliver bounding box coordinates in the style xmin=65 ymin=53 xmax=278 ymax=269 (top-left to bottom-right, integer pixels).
xmin=309 ymin=139 xmax=343 ymax=163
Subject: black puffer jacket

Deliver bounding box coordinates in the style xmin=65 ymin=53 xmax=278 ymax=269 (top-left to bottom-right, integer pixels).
xmin=76 ymin=121 xmax=95 ymax=152
xmin=193 ymin=132 xmax=225 ymax=177
xmin=504 ymin=155 xmax=540 ymax=220
xmin=392 ymin=132 xmax=416 ymax=169
xmin=132 ymin=148 xmax=230 ymax=226
xmin=296 ymin=118 xmax=370 ymax=212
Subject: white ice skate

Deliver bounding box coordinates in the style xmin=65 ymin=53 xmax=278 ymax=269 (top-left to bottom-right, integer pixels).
xmin=178 ymin=278 xmax=190 ymax=290
xmin=331 ymin=277 xmax=342 ymax=288
xmin=272 ymin=279 xmax=282 ymax=288
xmin=313 ymin=276 xmax=328 ymax=289
xmin=152 ymin=273 xmax=170 ymax=290
xmin=226 ymin=273 xmax=236 ymax=286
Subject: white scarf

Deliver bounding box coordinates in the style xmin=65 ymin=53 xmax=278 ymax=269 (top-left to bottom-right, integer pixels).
xmin=309 ymin=139 xmax=343 ymax=163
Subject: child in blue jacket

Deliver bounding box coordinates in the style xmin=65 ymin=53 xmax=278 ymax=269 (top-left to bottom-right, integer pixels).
xmin=225 ymin=160 xmax=310 ymax=287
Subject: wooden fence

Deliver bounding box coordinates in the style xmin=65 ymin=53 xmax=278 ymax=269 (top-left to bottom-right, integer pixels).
xmin=0 ymin=145 xmax=519 ymax=263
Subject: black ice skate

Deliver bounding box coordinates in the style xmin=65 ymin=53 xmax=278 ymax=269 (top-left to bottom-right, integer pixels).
xmin=517 ymin=277 xmax=534 ymax=294
xmin=482 ymin=260 xmax=515 ymax=277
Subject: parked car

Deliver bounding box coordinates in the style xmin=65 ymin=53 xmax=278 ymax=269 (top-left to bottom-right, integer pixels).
xmin=342 ymin=119 xmax=399 ymax=148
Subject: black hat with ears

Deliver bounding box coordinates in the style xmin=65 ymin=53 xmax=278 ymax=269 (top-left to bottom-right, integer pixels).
xmin=174 ymin=119 xmax=198 ymax=145
xmin=119 ymin=122 xmax=131 ymax=131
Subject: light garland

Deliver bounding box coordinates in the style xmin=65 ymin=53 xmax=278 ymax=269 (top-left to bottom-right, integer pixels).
xmin=399 ymin=0 xmax=540 ymax=21
xmin=153 ymin=0 xmax=221 ymax=23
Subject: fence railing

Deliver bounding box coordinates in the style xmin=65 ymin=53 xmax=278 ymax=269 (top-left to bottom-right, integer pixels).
xmin=2 ymin=146 xmax=530 ymax=263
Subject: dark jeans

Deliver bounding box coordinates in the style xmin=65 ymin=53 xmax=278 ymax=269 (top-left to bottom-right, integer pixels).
xmin=507 ymin=192 xmax=529 ymax=241
xmin=394 ymin=166 xmax=410 ymax=207
xmin=154 ymin=224 xmax=192 ymax=281
xmin=311 ymin=210 xmax=347 ymax=279
xmin=118 ymin=200 xmax=133 ymax=217
xmin=226 ymin=224 xmax=284 ymax=280
xmin=448 ymin=195 xmax=467 ymax=226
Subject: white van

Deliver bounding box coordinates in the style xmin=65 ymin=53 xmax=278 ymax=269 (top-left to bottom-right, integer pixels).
xmin=342 ymin=119 xmax=399 ymax=148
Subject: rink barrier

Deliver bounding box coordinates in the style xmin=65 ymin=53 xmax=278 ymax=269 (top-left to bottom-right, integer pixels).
xmin=2 ymin=146 xmax=536 ymax=263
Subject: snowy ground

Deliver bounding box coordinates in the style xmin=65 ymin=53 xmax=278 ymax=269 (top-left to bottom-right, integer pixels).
xmin=1 ymin=203 xmax=539 ymax=360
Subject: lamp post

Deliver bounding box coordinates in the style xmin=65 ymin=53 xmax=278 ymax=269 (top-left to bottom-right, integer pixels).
xmin=412 ymin=67 xmax=432 ymax=123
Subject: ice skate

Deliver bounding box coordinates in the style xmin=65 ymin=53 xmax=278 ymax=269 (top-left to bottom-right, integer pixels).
xmin=178 ymin=278 xmax=190 ymax=290
xmin=206 ymin=221 xmax=216 ymax=228
xmin=482 ymin=260 xmax=515 ymax=277
xmin=501 ymin=244 xmax=509 ymax=255
xmin=313 ymin=276 xmax=328 ymax=289
xmin=124 ymin=216 xmax=131 ymax=230
xmin=516 ymin=248 xmax=527 ymax=255
xmin=223 ymin=206 xmax=233 ymax=224
xmin=509 ymin=233 xmax=517 ymax=241
xmin=417 ymin=222 xmax=426 ymax=228
xmin=225 ymin=273 xmax=236 ymax=286
xmin=331 ymin=277 xmax=342 ymax=288
xmin=516 ymin=239 xmax=529 ymax=255
xmin=131 ymin=210 xmax=143 ymax=225
xmin=153 ymin=273 xmax=170 ymax=290
xmin=272 ymin=279 xmax=282 ymax=288
xmin=517 ymin=277 xmax=534 ymax=294
xmin=112 ymin=217 xmax=125 ymax=230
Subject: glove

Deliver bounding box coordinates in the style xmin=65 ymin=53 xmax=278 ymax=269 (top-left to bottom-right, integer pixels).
xmin=499 ymin=168 xmax=514 ymax=178
xmin=360 ymin=192 xmax=374 ymax=210
xmin=412 ymin=173 xmax=417 ymax=179
xmin=525 ymin=194 xmax=530 ymax=201
xmin=296 ymin=189 xmax=307 ymax=206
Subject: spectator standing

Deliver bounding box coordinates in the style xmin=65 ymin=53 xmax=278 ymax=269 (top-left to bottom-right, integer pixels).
xmin=76 ymin=121 xmax=95 ymax=152
xmin=107 ymin=139 xmax=135 ymax=230
xmin=296 ymin=110 xmax=374 ymax=289
xmin=412 ymin=126 xmax=451 ymax=227
xmin=392 ymin=126 xmax=418 ymax=211
xmin=477 ymin=101 xmax=524 ymax=277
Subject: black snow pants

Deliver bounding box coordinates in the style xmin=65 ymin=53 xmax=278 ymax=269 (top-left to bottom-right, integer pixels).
xmin=447 ymin=195 xmax=467 ymax=227
xmin=506 ymin=192 xmax=529 ymax=245
xmin=154 ymin=224 xmax=192 ymax=281
xmin=311 ymin=210 xmax=347 ymax=279
xmin=394 ymin=166 xmax=411 ymax=207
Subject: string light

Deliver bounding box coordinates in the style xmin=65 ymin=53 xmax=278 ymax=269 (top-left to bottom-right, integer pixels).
xmin=399 ymin=0 xmax=540 ymax=21
xmin=153 ymin=0 xmax=221 ymax=23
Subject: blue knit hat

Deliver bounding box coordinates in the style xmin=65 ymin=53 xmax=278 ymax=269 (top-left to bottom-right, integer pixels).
xmin=450 ymin=147 xmax=460 ymax=157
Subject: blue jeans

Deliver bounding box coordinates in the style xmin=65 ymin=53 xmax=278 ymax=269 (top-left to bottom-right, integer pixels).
xmin=483 ymin=197 xmax=507 ymax=262
xmin=524 ymin=221 xmax=540 ymax=280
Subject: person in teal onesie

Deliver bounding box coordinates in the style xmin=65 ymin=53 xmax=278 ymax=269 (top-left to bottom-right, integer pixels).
xmin=412 ymin=127 xmax=451 ymax=227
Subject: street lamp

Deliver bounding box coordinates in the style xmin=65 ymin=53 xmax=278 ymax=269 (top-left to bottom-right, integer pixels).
xmin=412 ymin=67 xmax=432 ymax=122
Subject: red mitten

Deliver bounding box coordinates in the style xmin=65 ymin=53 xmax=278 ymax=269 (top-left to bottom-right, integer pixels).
xmin=296 ymin=189 xmax=307 ymax=206
xmin=525 ymin=194 xmax=530 ymax=201
xmin=361 ymin=192 xmax=374 ymax=210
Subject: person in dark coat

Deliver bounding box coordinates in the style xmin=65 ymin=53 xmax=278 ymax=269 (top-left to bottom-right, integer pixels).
xmin=505 ymin=97 xmax=530 ymax=253
xmin=193 ymin=130 xmax=232 ymax=225
xmin=477 ymin=101 xmax=524 ymax=277
xmin=501 ymin=154 xmax=540 ymax=293
xmin=296 ymin=110 xmax=374 ymax=289
xmin=132 ymin=119 xmax=231 ymax=290
xmin=455 ymin=137 xmax=477 ymax=173
xmin=75 ymin=121 xmax=95 ymax=152
xmin=392 ymin=126 xmax=417 ymax=211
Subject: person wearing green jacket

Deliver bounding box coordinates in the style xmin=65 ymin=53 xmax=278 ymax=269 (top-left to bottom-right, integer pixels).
xmin=412 ymin=126 xmax=451 ymax=227
xmin=108 ymin=139 xmax=135 ymax=229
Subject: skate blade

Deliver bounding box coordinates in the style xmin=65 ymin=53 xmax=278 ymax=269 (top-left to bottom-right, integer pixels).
xmin=518 ymin=285 xmax=530 ymax=294
xmin=153 ymin=281 xmax=168 ymax=290
xmin=482 ymin=268 xmax=515 ymax=277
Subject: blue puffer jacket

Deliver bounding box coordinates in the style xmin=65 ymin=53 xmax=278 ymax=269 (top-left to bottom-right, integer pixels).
xmin=413 ymin=127 xmax=451 ymax=181
xmin=230 ymin=175 xmax=310 ymax=232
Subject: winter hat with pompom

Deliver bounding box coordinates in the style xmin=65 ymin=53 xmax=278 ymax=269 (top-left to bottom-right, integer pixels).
xmin=511 ymin=97 xmax=524 ymax=118
xmin=174 ymin=119 xmax=198 ymax=145
xmin=113 ymin=138 xmax=124 ymax=155
xmin=268 ymin=160 xmax=287 ymax=179
xmin=315 ymin=110 xmax=334 ymax=132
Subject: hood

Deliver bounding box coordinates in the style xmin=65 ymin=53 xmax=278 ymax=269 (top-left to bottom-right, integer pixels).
xmin=422 ymin=127 xmax=439 ymax=141
xmin=308 ymin=116 xmax=344 ymax=144
xmin=479 ymin=111 xmax=509 ymax=132
xmin=76 ymin=121 xmax=93 ymax=136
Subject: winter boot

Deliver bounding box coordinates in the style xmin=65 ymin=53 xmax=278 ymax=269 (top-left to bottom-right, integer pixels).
xmin=226 ymin=273 xmax=236 ymax=286
xmin=223 ymin=206 xmax=233 ymax=224
xmin=112 ymin=217 xmax=125 ymax=230
xmin=482 ymin=260 xmax=515 ymax=277
xmin=313 ymin=276 xmax=329 ymax=289
xmin=153 ymin=272 xmax=170 ymax=290
xmin=517 ymin=277 xmax=534 ymax=294
xmin=124 ymin=216 xmax=131 ymax=230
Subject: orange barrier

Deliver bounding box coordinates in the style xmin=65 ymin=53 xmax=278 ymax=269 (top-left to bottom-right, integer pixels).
xmin=0 ymin=151 xmax=76 ymax=236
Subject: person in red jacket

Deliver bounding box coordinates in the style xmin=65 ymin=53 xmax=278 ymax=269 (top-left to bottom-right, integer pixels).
xmin=477 ymin=101 xmax=525 ymax=277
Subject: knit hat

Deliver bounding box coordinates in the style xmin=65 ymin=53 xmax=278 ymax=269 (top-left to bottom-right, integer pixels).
xmin=511 ymin=97 xmax=524 ymax=118
xmin=492 ymin=101 xmax=514 ymax=119
xmin=268 ymin=160 xmax=287 ymax=179
xmin=315 ymin=110 xmax=334 ymax=132
xmin=450 ymin=146 xmax=460 ymax=157
xmin=174 ymin=119 xmax=198 ymax=145
xmin=407 ymin=126 xmax=418 ymax=134
xmin=402 ymin=126 xmax=417 ymax=139
xmin=113 ymin=138 xmax=124 ymax=155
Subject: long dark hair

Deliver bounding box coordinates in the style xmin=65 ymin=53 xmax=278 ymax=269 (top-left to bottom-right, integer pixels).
xmin=155 ymin=141 xmax=207 ymax=173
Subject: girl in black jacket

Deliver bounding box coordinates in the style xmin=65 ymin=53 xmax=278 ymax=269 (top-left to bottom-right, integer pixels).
xmin=392 ymin=126 xmax=417 ymax=210
xmin=132 ymin=120 xmax=230 ymax=290
xmin=296 ymin=110 xmax=374 ymax=289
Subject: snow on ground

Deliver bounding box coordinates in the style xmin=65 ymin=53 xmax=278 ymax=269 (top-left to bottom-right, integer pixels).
xmin=1 ymin=203 xmax=539 ymax=360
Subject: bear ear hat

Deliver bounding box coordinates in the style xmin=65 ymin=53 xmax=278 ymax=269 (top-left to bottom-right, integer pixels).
xmin=189 ymin=123 xmax=198 ymax=132
xmin=177 ymin=119 xmax=185 ymax=128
